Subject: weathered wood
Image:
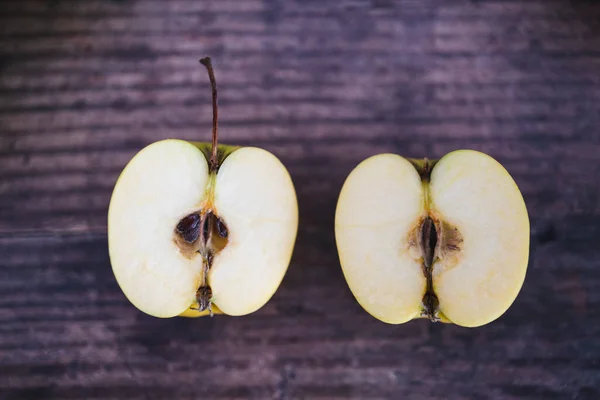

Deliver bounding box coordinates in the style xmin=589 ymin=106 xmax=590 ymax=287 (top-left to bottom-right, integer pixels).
xmin=1 ymin=0 xmax=600 ymax=398
xmin=0 ymin=217 xmax=599 ymax=399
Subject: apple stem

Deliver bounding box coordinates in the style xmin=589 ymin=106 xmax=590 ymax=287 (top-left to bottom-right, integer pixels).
xmin=200 ymin=56 xmax=219 ymax=171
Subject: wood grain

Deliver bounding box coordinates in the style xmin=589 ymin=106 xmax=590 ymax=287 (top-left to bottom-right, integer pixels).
xmin=1 ymin=0 xmax=600 ymax=399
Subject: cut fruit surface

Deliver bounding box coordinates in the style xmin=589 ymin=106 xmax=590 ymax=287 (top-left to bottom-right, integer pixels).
xmin=210 ymin=147 xmax=299 ymax=316
xmin=335 ymin=154 xmax=427 ymax=324
xmin=430 ymin=150 xmax=529 ymax=327
xmin=108 ymin=139 xmax=209 ymax=318
xmin=108 ymin=141 xmax=298 ymax=318
xmin=335 ymin=150 xmax=529 ymax=327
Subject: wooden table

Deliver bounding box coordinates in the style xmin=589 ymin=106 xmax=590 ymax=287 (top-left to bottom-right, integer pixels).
xmin=1 ymin=1 xmax=600 ymax=399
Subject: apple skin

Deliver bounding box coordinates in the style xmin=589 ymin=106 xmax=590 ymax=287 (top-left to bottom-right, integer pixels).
xmin=191 ymin=141 xmax=240 ymax=169
xmin=179 ymin=304 xmax=222 ymax=318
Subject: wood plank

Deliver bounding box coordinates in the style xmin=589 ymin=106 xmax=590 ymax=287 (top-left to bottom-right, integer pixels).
xmin=1 ymin=135 xmax=599 ymax=231
xmin=0 ymin=1 xmax=266 ymax=15
xmin=0 ymin=216 xmax=599 ymax=399
xmin=1 ymin=0 xmax=600 ymax=398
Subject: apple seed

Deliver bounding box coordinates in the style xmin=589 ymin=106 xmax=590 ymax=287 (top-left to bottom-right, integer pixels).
xmin=216 ymin=217 xmax=228 ymax=238
xmin=176 ymin=213 xmax=201 ymax=243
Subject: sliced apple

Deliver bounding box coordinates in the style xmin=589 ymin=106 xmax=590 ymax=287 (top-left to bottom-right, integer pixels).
xmin=108 ymin=57 xmax=298 ymax=318
xmin=210 ymin=146 xmax=299 ymax=316
xmin=335 ymin=154 xmax=426 ymax=324
xmin=335 ymin=150 xmax=529 ymax=327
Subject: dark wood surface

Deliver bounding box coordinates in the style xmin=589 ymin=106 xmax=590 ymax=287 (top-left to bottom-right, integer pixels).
xmin=1 ymin=1 xmax=600 ymax=399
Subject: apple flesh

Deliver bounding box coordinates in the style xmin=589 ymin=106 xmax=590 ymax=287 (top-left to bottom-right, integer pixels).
xmin=335 ymin=150 xmax=529 ymax=327
xmin=108 ymin=139 xmax=298 ymax=318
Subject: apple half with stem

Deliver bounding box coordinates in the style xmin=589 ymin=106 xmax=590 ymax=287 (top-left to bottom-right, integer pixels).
xmin=108 ymin=57 xmax=298 ymax=318
xmin=335 ymin=150 xmax=529 ymax=327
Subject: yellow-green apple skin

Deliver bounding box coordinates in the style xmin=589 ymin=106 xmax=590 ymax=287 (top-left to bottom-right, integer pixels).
xmin=335 ymin=149 xmax=529 ymax=327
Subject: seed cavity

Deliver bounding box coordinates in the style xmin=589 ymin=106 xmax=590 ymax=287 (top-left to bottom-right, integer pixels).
xmin=407 ymin=157 xmax=464 ymax=322
xmin=419 ymin=216 xmax=440 ymax=322
xmin=174 ymin=210 xmax=229 ymax=317
xmin=216 ymin=217 xmax=228 ymax=238
xmin=200 ymin=213 xmax=210 ymax=244
xmin=415 ymin=215 xmax=463 ymax=322
xmin=436 ymin=221 xmax=464 ymax=261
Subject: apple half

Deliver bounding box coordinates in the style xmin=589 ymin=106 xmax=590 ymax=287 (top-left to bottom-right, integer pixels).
xmin=108 ymin=58 xmax=298 ymax=318
xmin=335 ymin=150 xmax=529 ymax=327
